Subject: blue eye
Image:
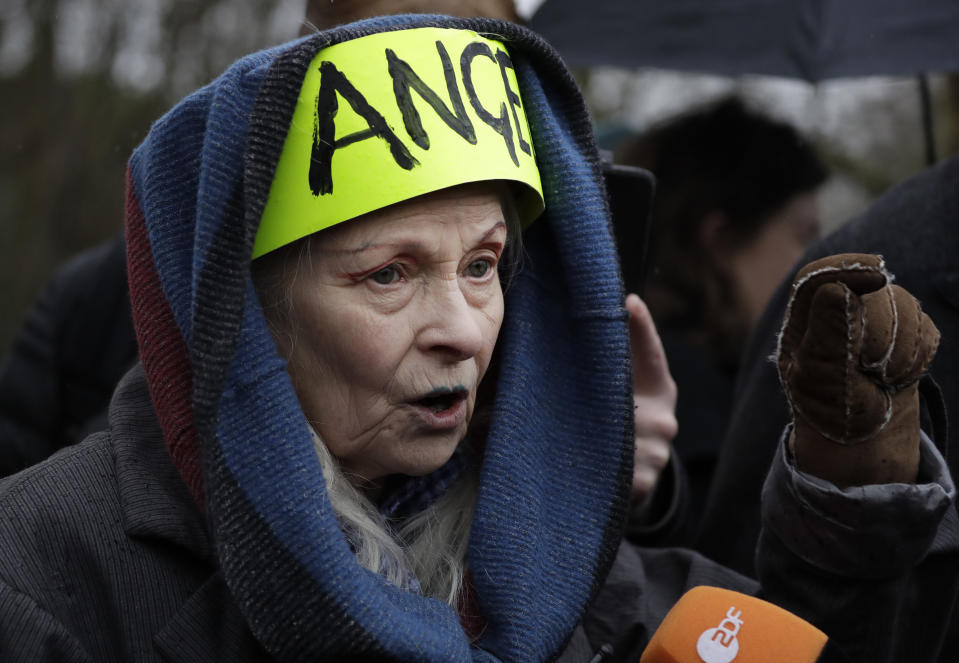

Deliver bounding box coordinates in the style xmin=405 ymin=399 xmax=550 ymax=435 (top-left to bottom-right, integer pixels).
xmin=466 ymin=259 xmax=491 ymax=278
xmin=371 ymin=265 xmax=401 ymax=285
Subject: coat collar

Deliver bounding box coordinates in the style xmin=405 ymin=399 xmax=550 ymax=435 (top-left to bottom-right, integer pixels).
xmin=153 ymin=572 xmax=270 ymax=661
xmin=109 ymin=364 xmax=269 ymax=657
xmin=110 ymin=363 xmax=212 ymax=560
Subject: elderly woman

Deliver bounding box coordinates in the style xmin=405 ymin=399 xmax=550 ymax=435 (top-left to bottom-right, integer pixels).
xmin=0 ymin=16 xmax=954 ymax=663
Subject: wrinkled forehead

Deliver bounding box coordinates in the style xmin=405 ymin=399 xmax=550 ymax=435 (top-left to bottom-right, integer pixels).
xmin=253 ymin=27 xmax=543 ymax=260
xmin=314 ymin=182 xmax=509 ymax=247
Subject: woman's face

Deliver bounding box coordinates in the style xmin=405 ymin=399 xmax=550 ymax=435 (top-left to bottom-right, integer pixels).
xmin=726 ymin=191 xmax=821 ymax=330
xmin=277 ymin=183 xmax=507 ymax=484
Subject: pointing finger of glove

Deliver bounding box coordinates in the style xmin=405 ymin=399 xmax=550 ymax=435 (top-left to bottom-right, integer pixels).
xmin=780 ymin=254 xmax=888 ymax=363
xmin=787 ymin=281 xmax=889 ymax=443
xmin=795 ymin=281 xmax=863 ymax=367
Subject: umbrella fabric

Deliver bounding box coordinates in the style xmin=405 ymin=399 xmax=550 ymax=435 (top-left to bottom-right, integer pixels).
xmin=529 ymin=0 xmax=959 ymax=81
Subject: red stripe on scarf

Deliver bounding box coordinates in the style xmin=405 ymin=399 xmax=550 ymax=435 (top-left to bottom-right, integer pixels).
xmin=124 ymin=166 xmax=205 ymax=506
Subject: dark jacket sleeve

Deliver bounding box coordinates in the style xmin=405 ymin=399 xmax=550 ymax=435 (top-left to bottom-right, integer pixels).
xmin=757 ymin=431 xmax=958 ymax=663
xmin=565 ymin=540 xmax=760 ymax=663
xmin=0 ymin=235 xmax=137 ymax=476
xmin=623 ymin=453 xmax=693 ymax=546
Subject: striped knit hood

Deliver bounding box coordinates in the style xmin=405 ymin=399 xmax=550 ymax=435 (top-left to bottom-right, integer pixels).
xmin=125 ymin=15 xmax=632 ymax=662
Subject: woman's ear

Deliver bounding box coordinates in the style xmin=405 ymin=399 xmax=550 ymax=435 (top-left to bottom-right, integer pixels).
xmin=697 ymin=210 xmax=730 ymax=258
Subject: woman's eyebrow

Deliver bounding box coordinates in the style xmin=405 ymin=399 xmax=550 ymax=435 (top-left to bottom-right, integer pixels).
xmin=477 ymin=220 xmax=508 ymax=245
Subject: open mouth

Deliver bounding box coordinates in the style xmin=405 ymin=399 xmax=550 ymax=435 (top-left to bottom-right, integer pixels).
xmin=415 ymin=387 xmax=468 ymax=413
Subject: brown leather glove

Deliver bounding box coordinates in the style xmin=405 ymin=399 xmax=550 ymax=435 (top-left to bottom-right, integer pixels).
xmin=777 ymin=254 xmax=940 ymax=487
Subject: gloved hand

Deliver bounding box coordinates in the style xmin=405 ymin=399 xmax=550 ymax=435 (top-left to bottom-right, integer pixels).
xmin=777 ymin=254 xmax=939 ymax=487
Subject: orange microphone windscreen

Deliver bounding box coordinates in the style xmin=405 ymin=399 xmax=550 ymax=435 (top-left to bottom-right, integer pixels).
xmin=640 ymin=586 xmax=828 ymax=663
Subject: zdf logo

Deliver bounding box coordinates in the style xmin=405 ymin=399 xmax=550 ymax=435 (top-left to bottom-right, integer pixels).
xmin=696 ymin=605 xmax=744 ymax=663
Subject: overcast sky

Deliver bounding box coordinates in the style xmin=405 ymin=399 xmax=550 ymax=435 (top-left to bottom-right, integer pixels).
xmin=515 ymin=0 xmax=547 ymax=19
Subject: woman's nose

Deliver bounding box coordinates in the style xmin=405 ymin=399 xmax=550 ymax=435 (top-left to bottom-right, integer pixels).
xmin=417 ymin=280 xmax=487 ymax=361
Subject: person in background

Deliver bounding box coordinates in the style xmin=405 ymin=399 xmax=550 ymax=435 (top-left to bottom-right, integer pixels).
xmin=614 ymin=96 xmax=829 ymax=537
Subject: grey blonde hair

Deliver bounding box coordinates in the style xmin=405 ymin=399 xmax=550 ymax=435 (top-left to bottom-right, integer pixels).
xmin=311 ymin=428 xmax=478 ymax=604
xmin=251 ymin=182 xmax=523 ymax=608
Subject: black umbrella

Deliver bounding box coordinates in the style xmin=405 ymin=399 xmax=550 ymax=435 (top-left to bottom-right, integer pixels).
xmin=530 ymin=0 xmax=959 ymax=166
xmin=528 ymin=0 xmax=959 ymax=81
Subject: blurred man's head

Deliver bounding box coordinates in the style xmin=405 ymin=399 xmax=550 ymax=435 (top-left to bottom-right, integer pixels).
xmin=616 ymin=96 xmax=828 ymax=368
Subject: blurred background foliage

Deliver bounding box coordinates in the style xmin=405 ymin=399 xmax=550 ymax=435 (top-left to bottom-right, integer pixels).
xmin=0 ymin=0 xmax=305 ymax=353
xmin=2 ymin=0 xmax=958 ymax=355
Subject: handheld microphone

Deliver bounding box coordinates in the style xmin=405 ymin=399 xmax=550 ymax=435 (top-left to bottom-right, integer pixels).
xmin=639 ymin=586 xmax=830 ymax=663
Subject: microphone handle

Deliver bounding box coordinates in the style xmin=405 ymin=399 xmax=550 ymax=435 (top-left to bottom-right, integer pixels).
xmin=586 ymin=622 xmax=648 ymax=663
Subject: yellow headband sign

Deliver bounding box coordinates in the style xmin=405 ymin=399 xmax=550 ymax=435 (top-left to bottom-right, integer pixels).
xmin=253 ymin=27 xmax=545 ymax=259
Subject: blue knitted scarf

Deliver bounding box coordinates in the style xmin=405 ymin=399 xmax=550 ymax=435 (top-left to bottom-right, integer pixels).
xmin=125 ymin=15 xmax=632 ymax=662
